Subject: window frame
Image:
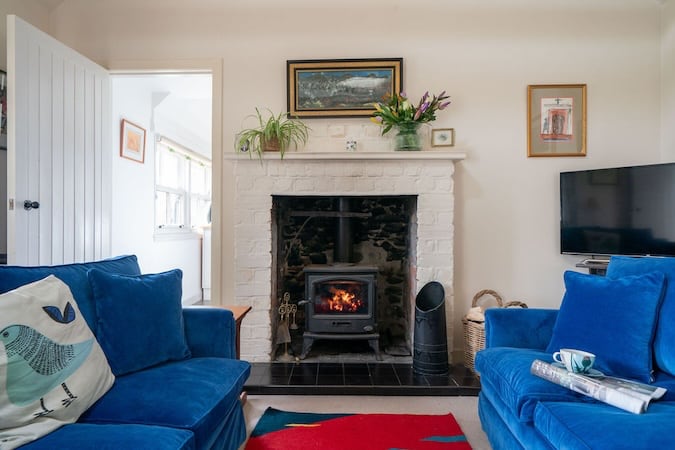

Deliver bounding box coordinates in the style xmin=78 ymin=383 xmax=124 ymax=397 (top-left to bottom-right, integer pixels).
xmin=154 ymin=137 xmax=212 ymax=239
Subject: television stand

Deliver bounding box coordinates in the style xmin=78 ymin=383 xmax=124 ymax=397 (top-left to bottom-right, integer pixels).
xmin=575 ymin=258 xmax=609 ymax=276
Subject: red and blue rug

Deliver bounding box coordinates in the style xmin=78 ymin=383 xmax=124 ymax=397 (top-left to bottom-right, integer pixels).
xmin=245 ymin=407 xmax=472 ymax=450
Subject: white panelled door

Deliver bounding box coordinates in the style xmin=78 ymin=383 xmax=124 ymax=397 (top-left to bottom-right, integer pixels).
xmin=6 ymin=15 xmax=111 ymax=265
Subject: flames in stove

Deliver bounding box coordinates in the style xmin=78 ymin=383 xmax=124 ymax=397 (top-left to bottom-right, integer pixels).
xmin=315 ymin=282 xmax=366 ymax=314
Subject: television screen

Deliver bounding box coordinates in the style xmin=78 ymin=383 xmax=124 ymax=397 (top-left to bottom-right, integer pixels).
xmin=560 ymin=162 xmax=675 ymax=256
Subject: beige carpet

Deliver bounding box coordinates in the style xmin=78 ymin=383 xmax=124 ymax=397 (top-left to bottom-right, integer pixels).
xmin=241 ymin=395 xmax=490 ymax=449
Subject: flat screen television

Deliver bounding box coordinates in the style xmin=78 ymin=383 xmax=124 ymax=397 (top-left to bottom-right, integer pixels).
xmin=560 ymin=162 xmax=675 ymax=257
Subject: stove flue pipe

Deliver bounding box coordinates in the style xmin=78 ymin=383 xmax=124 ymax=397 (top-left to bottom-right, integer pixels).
xmin=335 ymin=197 xmax=353 ymax=263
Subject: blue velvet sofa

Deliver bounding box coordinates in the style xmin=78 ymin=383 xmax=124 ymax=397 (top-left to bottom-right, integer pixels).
xmin=0 ymin=255 xmax=251 ymax=450
xmin=476 ymin=256 xmax=675 ymax=449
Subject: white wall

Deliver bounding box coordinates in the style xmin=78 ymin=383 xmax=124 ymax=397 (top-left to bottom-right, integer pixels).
xmin=3 ymin=0 xmax=668 ymax=355
xmin=111 ymin=75 xmax=203 ymax=304
xmin=662 ymin=0 xmax=675 ymax=160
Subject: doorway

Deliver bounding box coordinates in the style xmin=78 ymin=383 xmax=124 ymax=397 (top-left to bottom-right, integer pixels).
xmin=111 ymin=72 xmax=213 ymax=304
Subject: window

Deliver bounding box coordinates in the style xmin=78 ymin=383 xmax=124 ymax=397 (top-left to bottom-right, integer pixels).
xmin=155 ymin=137 xmax=211 ymax=234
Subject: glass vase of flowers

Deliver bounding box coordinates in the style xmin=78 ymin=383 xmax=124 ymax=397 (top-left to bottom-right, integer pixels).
xmin=371 ymin=91 xmax=450 ymax=151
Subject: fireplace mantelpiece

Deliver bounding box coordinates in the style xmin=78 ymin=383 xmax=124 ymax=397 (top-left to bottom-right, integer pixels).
xmin=223 ymin=151 xmax=465 ymax=362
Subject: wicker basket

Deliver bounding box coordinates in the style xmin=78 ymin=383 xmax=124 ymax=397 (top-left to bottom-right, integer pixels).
xmin=462 ymin=289 xmax=528 ymax=375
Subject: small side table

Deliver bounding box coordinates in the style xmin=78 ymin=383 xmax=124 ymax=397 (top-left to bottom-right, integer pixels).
xmin=223 ymin=305 xmax=252 ymax=360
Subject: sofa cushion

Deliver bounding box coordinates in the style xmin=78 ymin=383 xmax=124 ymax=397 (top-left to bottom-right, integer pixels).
xmin=545 ymin=270 xmax=665 ymax=382
xmin=534 ymin=401 xmax=675 ymax=450
xmin=607 ymin=256 xmax=675 ymax=377
xmin=79 ymin=357 xmax=251 ymax=450
xmin=475 ymin=347 xmax=592 ymax=423
xmin=0 ymin=255 xmax=141 ymax=331
xmin=88 ymin=268 xmax=191 ymax=376
xmin=0 ymin=276 xmax=115 ymax=449
xmin=651 ymin=371 xmax=675 ymax=402
xmin=19 ymin=423 xmax=195 ymax=450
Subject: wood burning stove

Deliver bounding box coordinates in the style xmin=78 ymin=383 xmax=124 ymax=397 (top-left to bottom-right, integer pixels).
xmin=300 ymin=265 xmax=380 ymax=359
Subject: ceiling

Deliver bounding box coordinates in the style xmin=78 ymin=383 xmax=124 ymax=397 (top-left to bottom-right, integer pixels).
xmin=114 ymin=73 xmax=212 ymax=157
xmin=34 ymin=0 xmax=64 ymax=11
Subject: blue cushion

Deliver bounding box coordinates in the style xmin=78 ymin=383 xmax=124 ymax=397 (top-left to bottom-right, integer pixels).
xmin=475 ymin=347 xmax=591 ymax=423
xmin=0 ymin=255 xmax=141 ymax=331
xmin=20 ymin=423 xmax=195 ymax=450
xmin=546 ymin=270 xmax=666 ymax=382
xmin=88 ymin=268 xmax=191 ymax=376
xmin=79 ymin=357 xmax=251 ymax=450
xmin=606 ymin=256 xmax=675 ymax=376
xmin=652 ymin=371 xmax=675 ymax=402
xmin=534 ymin=401 xmax=675 ymax=450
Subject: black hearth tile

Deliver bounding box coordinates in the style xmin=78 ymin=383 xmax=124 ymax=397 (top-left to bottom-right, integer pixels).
xmin=367 ymin=363 xmax=397 ymax=378
xmin=455 ymin=376 xmax=482 ymax=388
xmin=288 ymin=375 xmax=319 ymax=385
xmin=269 ymin=363 xmax=295 ymax=377
xmin=425 ymin=375 xmax=458 ymax=387
xmin=342 ymin=363 xmax=370 ymax=375
xmin=248 ymin=364 xmax=271 ymax=377
xmin=397 ymin=373 xmax=431 ymax=386
xmin=243 ymin=362 xmax=481 ymax=396
xmin=268 ymin=377 xmax=291 ymax=386
xmin=448 ymin=364 xmax=475 ymax=378
xmin=316 ymin=375 xmax=345 ymax=386
xmin=344 ymin=375 xmax=372 ymax=386
xmin=244 ymin=374 xmax=267 ymax=386
xmin=459 ymin=386 xmax=482 ymax=395
xmin=371 ymin=376 xmax=401 ymax=386
xmin=291 ymin=363 xmax=319 ymax=377
xmin=317 ymin=363 xmax=344 ymax=376
xmin=391 ymin=363 xmax=415 ymax=374
xmin=392 ymin=364 xmax=417 ymax=381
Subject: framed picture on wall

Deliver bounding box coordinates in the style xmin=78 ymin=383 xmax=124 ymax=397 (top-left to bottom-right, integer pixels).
xmin=431 ymin=128 xmax=455 ymax=147
xmin=287 ymin=58 xmax=403 ymax=118
xmin=1 ymin=70 xmax=7 ymax=150
xmin=120 ymin=118 xmax=146 ymax=163
xmin=527 ymin=84 xmax=586 ymax=157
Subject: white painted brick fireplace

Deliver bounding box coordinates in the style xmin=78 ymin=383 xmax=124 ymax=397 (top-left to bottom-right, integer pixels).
xmin=223 ymin=151 xmax=465 ymax=362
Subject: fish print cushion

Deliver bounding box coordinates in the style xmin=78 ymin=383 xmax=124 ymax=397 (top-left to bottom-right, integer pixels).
xmin=0 ymin=275 xmax=115 ymax=449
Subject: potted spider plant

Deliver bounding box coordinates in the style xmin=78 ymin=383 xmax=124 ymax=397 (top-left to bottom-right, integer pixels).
xmin=235 ymin=108 xmax=310 ymax=160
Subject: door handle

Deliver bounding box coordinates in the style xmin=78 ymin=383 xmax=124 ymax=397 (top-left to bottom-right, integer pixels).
xmin=24 ymin=200 xmax=40 ymax=210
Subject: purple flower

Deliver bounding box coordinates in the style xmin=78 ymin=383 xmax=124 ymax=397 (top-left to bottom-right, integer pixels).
xmin=439 ymin=101 xmax=451 ymax=110
xmin=413 ymin=102 xmax=430 ymax=121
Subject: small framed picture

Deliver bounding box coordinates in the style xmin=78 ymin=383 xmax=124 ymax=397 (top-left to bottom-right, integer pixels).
xmin=431 ymin=128 xmax=455 ymax=147
xmin=120 ymin=118 xmax=146 ymax=163
xmin=527 ymin=84 xmax=586 ymax=157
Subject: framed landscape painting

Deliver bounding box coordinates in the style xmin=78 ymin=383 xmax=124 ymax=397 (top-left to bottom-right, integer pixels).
xmin=287 ymin=58 xmax=403 ymax=118
xmin=527 ymin=84 xmax=586 ymax=157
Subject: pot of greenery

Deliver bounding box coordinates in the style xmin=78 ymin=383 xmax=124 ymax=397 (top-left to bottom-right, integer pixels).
xmin=235 ymin=108 xmax=310 ymax=160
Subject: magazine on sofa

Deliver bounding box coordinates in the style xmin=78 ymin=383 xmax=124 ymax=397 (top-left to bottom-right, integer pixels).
xmin=530 ymin=359 xmax=667 ymax=414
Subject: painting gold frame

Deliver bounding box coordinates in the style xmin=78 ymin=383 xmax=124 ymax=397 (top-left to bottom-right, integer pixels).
xmin=287 ymin=58 xmax=403 ymax=118
xmin=527 ymin=84 xmax=586 ymax=157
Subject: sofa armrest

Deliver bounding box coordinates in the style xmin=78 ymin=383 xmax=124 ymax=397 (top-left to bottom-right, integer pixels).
xmin=182 ymin=307 xmax=237 ymax=359
xmin=484 ymin=308 xmax=558 ymax=350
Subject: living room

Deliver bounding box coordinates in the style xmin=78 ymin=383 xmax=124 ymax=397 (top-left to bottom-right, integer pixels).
xmin=2 ymin=1 xmax=675 ymax=449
